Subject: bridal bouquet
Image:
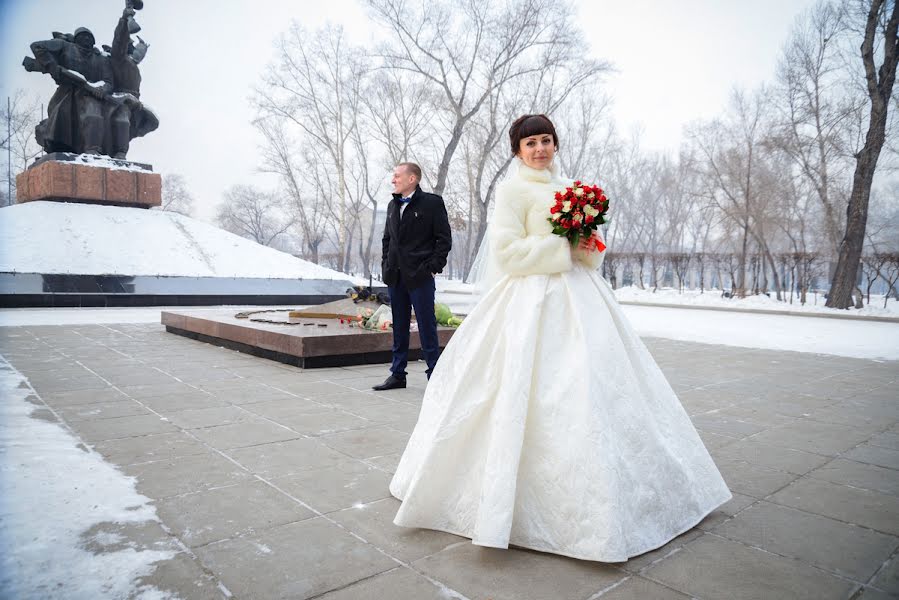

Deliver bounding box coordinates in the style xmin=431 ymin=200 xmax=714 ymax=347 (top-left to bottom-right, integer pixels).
xmin=548 ymin=181 xmax=608 ymax=252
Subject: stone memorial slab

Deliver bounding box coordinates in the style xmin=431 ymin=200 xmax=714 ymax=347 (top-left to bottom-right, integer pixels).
xmin=162 ymin=306 xmax=456 ymax=368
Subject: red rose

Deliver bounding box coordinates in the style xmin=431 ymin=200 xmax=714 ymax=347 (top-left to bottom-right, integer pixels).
xmin=585 ymin=215 xmax=594 ymax=224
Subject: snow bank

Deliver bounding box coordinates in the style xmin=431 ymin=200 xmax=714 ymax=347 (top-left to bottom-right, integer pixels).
xmin=614 ymin=285 xmax=899 ymax=318
xmin=622 ymin=305 xmax=899 ymax=361
xmin=0 ymin=306 xmax=291 ymax=326
xmin=0 ymin=359 xmax=176 ymax=599
xmin=0 ymin=201 xmax=362 ymax=282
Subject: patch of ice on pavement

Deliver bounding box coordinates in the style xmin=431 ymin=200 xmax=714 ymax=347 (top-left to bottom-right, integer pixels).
xmin=0 ymin=359 xmax=177 ymax=599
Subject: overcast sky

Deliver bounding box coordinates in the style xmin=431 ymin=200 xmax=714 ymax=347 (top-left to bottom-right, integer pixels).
xmin=1 ymin=0 xmax=816 ymax=220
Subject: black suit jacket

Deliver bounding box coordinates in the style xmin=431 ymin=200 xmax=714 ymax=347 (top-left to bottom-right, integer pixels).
xmin=381 ymin=185 xmax=452 ymax=289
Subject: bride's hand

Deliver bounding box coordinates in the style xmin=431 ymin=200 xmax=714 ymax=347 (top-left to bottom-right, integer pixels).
xmin=578 ymin=232 xmax=598 ymax=251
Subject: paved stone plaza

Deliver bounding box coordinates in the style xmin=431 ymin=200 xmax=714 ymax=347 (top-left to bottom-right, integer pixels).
xmin=2 ymin=322 xmax=898 ymax=599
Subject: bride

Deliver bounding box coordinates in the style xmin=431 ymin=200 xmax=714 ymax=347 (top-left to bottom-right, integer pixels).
xmin=389 ymin=114 xmax=731 ymax=562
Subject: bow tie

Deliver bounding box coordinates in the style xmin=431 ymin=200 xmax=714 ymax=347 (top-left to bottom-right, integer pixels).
xmin=399 ymin=196 xmax=412 ymax=203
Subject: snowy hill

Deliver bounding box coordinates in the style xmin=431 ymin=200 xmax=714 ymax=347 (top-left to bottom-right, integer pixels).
xmin=0 ymin=201 xmax=360 ymax=283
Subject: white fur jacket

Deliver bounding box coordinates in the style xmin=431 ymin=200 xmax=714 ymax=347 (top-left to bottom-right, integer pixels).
xmin=491 ymin=161 xmax=604 ymax=278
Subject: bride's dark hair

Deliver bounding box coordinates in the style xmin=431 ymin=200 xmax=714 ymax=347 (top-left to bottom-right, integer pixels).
xmin=509 ymin=114 xmax=559 ymax=155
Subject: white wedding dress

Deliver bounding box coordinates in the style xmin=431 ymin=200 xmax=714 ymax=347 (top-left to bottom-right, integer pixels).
xmin=389 ymin=160 xmax=731 ymax=562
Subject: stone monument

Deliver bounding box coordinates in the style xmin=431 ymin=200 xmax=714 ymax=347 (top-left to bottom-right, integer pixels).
xmin=16 ymin=0 xmax=161 ymax=208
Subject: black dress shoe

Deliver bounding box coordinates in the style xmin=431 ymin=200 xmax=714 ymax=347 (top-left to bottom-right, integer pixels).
xmin=372 ymin=375 xmax=407 ymax=391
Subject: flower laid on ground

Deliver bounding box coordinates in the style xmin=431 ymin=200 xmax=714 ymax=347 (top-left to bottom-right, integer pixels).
xmin=342 ymin=303 xmax=464 ymax=329
xmin=435 ymin=303 xmax=464 ymax=328
xmin=548 ymin=180 xmax=608 ymax=252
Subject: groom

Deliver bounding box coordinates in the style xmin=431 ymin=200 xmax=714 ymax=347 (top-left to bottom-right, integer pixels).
xmin=373 ymin=162 xmax=452 ymax=391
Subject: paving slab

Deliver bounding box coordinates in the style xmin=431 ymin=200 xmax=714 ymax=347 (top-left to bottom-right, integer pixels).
xmin=845 ymin=444 xmax=899 ymax=470
xmin=319 ymin=424 xmax=411 ymax=459
xmin=643 ymin=534 xmax=857 ymax=600
xmin=366 ymin=452 xmax=403 ymax=474
xmin=713 ymin=457 xmax=799 ymax=498
xmin=138 ymin=391 xmax=231 ymax=413
xmin=714 ymin=501 xmax=899 ymax=581
xmin=188 ymin=418 xmax=302 ymax=450
xmin=769 ymin=477 xmax=899 ymax=536
xmin=239 ymin=397 xmax=335 ymax=420
xmin=92 ymin=431 xmax=212 ymax=466
xmin=714 ymin=439 xmax=830 ymax=475
xmin=412 ymin=542 xmax=625 ymax=600
xmin=38 ymin=387 xmax=130 ymax=407
xmin=809 ymin=458 xmax=899 ymax=497
xmin=746 ymin=419 xmax=874 ymax=456
xmin=270 ymin=408 xmax=376 ymax=437
xmin=599 ymin=576 xmax=691 ymax=599
xmin=54 ymin=399 xmax=151 ymax=422
xmin=194 ymin=518 xmax=396 ymax=600
xmin=869 ymin=431 xmax=899 ymax=450
xmin=123 ymin=452 xmax=251 ymax=499
xmin=314 ymin=566 xmax=455 ymax=600
xmin=162 ymin=405 xmax=257 ymax=430
xmin=330 ymin=497 xmax=463 ymax=563
xmin=135 ymin=551 xmax=230 ymax=600
xmin=69 ymin=413 xmax=180 ymax=443
xmin=870 ymin=555 xmax=899 ymax=596
xmin=223 ymin=437 xmax=348 ymax=478
xmin=270 ymin=460 xmax=392 ymax=514
xmin=155 ymin=480 xmax=315 ymax=547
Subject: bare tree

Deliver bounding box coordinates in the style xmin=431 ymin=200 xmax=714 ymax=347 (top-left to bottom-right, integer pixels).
xmin=367 ymin=0 xmax=609 ymax=196
xmin=362 ymin=69 xmax=437 ymax=167
xmin=158 ymin=173 xmax=195 ymax=216
xmin=254 ymin=119 xmax=331 ymax=263
xmin=772 ymin=1 xmax=858 ymax=258
xmin=1 ymin=91 xmax=42 ymax=205
xmin=688 ymin=89 xmax=773 ymax=297
xmin=216 ymin=184 xmax=293 ymax=247
xmin=254 ymin=23 xmax=366 ymax=269
xmin=828 ymin=0 xmax=899 ymax=307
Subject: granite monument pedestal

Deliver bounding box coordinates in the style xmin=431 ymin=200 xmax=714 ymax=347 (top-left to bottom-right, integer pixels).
xmin=15 ymin=152 xmax=161 ymax=208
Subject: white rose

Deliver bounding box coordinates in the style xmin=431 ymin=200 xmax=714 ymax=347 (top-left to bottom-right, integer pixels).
xmin=562 ymin=200 xmax=572 ymax=211
xmin=574 ymin=188 xmax=584 ymax=197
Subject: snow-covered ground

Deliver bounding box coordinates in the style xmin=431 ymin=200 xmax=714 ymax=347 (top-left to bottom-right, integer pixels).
xmin=613 ymin=285 xmax=899 ymax=318
xmin=0 ymin=201 xmax=364 ymax=283
xmin=0 ymin=360 xmax=176 ymax=599
xmin=437 ymin=280 xmax=899 ymax=319
xmin=2 ymin=302 xmax=897 ymax=360
xmin=0 ymin=306 xmax=262 ymax=327
xmin=622 ymin=305 xmax=899 ymax=361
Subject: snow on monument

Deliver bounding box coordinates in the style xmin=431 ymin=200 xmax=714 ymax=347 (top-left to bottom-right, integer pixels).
xmin=2 ymin=2 xmax=357 ymax=307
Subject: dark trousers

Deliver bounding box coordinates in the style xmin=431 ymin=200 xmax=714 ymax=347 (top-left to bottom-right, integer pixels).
xmin=389 ymin=275 xmax=439 ymax=378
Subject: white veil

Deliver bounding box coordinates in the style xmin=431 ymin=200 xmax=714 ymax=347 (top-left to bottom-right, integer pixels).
xmin=464 ymin=220 xmax=501 ymax=298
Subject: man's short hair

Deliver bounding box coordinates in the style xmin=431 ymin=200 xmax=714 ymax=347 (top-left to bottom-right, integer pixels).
xmin=397 ymin=162 xmax=422 ymax=182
